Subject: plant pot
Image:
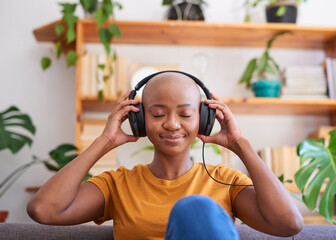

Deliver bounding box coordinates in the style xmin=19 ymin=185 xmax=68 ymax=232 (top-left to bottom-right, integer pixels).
xmin=252 ymin=79 xmax=282 ymax=97
xmin=0 ymin=210 xmax=9 ymax=222
xmin=167 ymin=2 xmax=204 ymax=21
xmin=266 ymin=2 xmax=297 ymax=23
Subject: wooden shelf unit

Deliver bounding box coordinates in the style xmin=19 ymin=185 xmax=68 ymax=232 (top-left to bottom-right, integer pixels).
xmin=33 ymin=19 xmax=336 ymax=147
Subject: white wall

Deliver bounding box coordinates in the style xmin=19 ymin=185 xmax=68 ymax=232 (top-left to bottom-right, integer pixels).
xmin=0 ymin=0 xmax=335 ymax=223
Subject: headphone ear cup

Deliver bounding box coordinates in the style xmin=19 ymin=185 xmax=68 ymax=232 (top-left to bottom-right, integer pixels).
xmin=199 ymin=102 xmax=216 ymax=136
xmin=128 ymin=103 xmax=146 ymax=137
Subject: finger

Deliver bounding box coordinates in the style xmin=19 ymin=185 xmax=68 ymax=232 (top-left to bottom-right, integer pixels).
xmin=114 ymin=98 xmax=140 ymax=113
xmin=126 ymin=135 xmax=140 ymax=142
xmin=198 ymin=134 xmax=216 ymax=144
xmin=118 ymin=105 xmax=139 ymax=119
xmin=211 ymin=92 xmax=220 ymax=101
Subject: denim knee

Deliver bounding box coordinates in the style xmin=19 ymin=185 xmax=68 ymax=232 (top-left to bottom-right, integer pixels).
xmin=165 ymin=195 xmax=239 ymax=240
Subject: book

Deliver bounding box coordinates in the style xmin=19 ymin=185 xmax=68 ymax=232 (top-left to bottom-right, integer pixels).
xmin=89 ymin=54 xmax=98 ymax=97
xmin=116 ymin=56 xmax=128 ymax=97
xmin=326 ymin=57 xmax=335 ymax=99
xmin=104 ymin=55 xmax=117 ymax=97
xmin=80 ymin=53 xmax=91 ymax=96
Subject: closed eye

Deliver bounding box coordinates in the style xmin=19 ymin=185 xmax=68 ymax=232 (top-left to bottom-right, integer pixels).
xmin=180 ymin=115 xmax=191 ymax=118
xmin=153 ymin=115 xmax=165 ymax=118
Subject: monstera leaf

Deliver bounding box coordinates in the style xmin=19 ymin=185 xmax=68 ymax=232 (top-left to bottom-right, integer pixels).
xmin=0 ymin=106 xmax=36 ymax=154
xmin=43 ymin=144 xmax=92 ymax=181
xmin=295 ymin=130 xmax=336 ymax=224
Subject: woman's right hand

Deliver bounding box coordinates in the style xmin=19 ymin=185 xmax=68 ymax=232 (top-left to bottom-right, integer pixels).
xmin=100 ymin=90 xmax=140 ymax=151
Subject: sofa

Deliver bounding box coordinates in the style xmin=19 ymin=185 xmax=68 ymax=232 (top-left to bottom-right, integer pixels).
xmin=0 ymin=223 xmax=335 ymax=240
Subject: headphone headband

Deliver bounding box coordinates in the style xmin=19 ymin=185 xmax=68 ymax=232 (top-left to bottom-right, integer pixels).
xmin=129 ymin=70 xmax=212 ymax=100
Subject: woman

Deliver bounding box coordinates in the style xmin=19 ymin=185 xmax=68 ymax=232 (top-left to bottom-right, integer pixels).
xmin=27 ymin=72 xmax=303 ymax=239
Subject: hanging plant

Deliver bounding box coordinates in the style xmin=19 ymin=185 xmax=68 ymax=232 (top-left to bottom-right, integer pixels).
xmin=40 ymin=0 xmax=122 ymax=101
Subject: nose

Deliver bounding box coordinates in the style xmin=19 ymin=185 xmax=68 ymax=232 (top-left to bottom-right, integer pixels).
xmin=162 ymin=114 xmax=181 ymax=131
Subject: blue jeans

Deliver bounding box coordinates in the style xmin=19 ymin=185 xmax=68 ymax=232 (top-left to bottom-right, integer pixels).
xmin=165 ymin=195 xmax=239 ymax=240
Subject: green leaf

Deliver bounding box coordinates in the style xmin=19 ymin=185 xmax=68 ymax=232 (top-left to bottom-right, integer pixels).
xmin=95 ymin=7 xmax=107 ymax=27
xmin=244 ymin=14 xmax=251 ymax=23
xmin=98 ymin=64 xmax=105 ymax=70
xmin=41 ymin=57 xmax=51 ymax=70
xmin=43 ymin=161 xmax=60 ymax=172
xmin=98 ymin=89 xmax=104 ymax=101
xmin=55 ymin=42 xmax=62 ymax=59
xmin=257 ymin=51 xmax=269 ymax=77
xmin=239 ymin=58 xmax=257 ymax=89
xmin=267 ymin=31 xmax=291 ymax=50
xmin=276 ymin=5 xmax=287 ymax=17
xmin=131 ymin=145 xmax=155 ymax=156
xmin=66 ymin=51 xmax=78 ymax=67
xmin=102 ymin=0 xmax=113 ymax=16
xmin=80 ymin=0 xmax=98 ymax=13
xmin=190 ymin=138 xmax=199 ymax=149
xmin=59 ymin=3 xmax=77 ymax=14
xmin=269 ymin=56 xmax=280 ymax=75
xmin=48 ymin=144 xmax=78 ymax=168
xmin=294 ymin=130 xmax=336 ymax=223
xmin=99 ymin=27 xmax=112 ymax=55
xmin=55 ymin=24 xmax=65 ymax=36
xmin=47 ymin=143 xmax=91 ymax=181
xmin=207 ymin=144 xmax=221 ymax=155
xmin=162 ymin=0 xmax=175 ymax=5
xmin=0 ymin=106 xmax=35 ymax=154
xmin=108 ymin=23 xmax=121 ymax=39
xmin=113 ymin=51 xmax=117 ymax=61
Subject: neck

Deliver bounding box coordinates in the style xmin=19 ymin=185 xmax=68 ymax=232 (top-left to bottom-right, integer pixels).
xmin=148 ymin=151 xmax=193 ymax=180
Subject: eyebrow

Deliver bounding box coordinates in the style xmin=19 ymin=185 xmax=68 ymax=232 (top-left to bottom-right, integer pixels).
xmin=149 ymin=103 xmax=194 ymax=109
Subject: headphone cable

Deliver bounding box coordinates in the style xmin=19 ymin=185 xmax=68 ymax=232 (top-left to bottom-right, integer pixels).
xmin=202 ymin=142 xmax=253 ymax=187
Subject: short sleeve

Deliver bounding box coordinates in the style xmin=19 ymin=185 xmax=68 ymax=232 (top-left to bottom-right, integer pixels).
xmin=86 ymin=171 xmax=115 ymax=224
xmin=229 ymin=170 xmax=253 ymax=206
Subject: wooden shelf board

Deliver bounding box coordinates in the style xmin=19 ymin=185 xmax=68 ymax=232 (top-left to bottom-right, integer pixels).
xmin=81 ymin=97 xmax=336 ymax=115
xmin=33 ymin=19 xmax=336 ymax=50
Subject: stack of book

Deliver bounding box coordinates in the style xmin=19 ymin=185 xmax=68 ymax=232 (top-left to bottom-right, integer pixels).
xmin=80 ymin=118 xmax=119 ymax=175
xmin=258 ymin=146 xmax=300 ymax=188
xmin=281 ymin=65 xmax=328 ymax=99
xmin=80 ymin=53 xmax=128 ymax=98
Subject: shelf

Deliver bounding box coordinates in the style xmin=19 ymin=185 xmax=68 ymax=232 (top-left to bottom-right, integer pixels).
xmin=33 ymin=19 xmax=336 ymax=50
xmin=81 ymin=97 xmax=336 ymax=115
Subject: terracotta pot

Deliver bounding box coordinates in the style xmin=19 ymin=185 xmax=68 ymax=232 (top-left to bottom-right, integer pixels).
xmin=0 ymin=210 xmax=9 ymax=222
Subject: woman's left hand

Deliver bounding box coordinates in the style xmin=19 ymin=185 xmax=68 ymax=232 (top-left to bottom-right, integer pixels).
xmin=197 ymin=93 xmax=244 ymax=152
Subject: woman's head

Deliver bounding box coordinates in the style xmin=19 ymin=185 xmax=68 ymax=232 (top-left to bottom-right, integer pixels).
xmin=142 ymin=72 xmax=201 ymax=156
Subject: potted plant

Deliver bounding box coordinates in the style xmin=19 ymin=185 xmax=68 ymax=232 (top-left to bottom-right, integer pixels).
xmin=295 ymin=129 xmax=336 ymax=224
xmin=0 ymin=106 xmax=91 ymax=222
xmin=244 ymin=0 xmax=307 ymax=23
xmin=238 ymin=31 xmax=290 ymax=97
xmin=162 ymin=0 xmax=207 ymax=21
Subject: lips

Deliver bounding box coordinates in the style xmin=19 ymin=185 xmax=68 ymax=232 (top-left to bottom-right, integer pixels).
xmin=159 ymin=134 xmax=185 ymax=144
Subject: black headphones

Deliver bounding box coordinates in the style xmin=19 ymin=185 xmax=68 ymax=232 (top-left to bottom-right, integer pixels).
xmin=128 ymin=70 xmax=216 ymax=137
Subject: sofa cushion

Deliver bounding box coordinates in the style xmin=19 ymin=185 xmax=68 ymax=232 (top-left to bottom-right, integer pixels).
xmin=0 ymin=223 xmax=335 ymax=239
xmin=0 ymin=223 xmax=114 ymax=240
xmin=236 ymin=224 xmax=336 ymax=240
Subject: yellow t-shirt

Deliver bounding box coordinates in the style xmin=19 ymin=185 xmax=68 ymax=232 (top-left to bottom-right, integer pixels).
xmin=87 ymin=162 xmax=252 ymax=240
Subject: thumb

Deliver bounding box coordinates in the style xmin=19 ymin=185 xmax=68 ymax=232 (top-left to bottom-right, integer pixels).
xmin=198 ymin=134 xmax=214 ymax=144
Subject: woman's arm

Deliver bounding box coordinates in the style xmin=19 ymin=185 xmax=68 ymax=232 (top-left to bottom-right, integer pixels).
xmin=198 ymin=93 xmax=303 ymax=237
xmin=27 ymin=91 xmax=139 ymax=225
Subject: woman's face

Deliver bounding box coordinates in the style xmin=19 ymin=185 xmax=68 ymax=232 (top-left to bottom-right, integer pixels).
xmin=143 ymin=73 xmax=201 ymax=157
